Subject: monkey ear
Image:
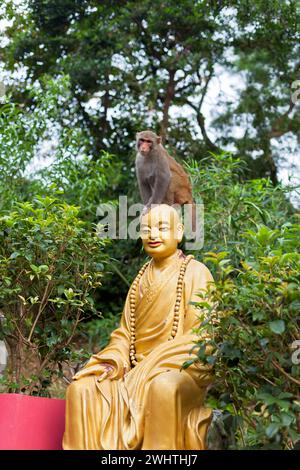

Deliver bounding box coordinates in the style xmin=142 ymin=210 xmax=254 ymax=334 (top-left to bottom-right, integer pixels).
xmin=157 ymin=136 xmax=162 ymax=144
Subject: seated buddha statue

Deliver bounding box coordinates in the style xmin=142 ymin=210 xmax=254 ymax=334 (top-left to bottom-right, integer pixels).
xmin=63 ymin=204 xmax=214 ymax=450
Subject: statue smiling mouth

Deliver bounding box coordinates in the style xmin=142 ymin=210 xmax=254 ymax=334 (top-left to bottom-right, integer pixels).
xmin=148 ymin=241 xmax=162 ymax=247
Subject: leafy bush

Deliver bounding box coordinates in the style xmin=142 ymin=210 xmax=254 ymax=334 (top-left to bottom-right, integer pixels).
xmin=188 ymin=155 xmax=300 ymax=449
xmin=0 ymin=196 xmax=109 ymax=395
xmin=187 ymin=153 xmax=295 ymax=258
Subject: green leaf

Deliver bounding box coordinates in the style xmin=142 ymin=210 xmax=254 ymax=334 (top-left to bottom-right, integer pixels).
xmin=280 ymin=412 xmax=294 ymax=427
xmin=57 ymin=285 xmax=65 ymax=295
xmin=288 ymin=428 xmax=300 ymax=442
xmin=266 ymin=423 xmax=280 ymax=438
xmin=181 ymin=360 xmax=194 ymax=369
xmin=269 ymin=320 xmax=285 ymax=334
xmin=206 ymin=355 xmax=217 ymax=365
xmin=257 ymin=392 xmax=277 ymax=406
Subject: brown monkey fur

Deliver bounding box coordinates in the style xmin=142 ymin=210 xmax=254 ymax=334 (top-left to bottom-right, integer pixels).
xmin=135 ymin=130 xmax=196 ymax=232
xmin=135 ymin=130 xmax=194 ymax=208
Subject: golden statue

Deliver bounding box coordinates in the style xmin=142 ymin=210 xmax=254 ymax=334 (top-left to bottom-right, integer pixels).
xmin=63 ymin=204 xmax=214 ymax=450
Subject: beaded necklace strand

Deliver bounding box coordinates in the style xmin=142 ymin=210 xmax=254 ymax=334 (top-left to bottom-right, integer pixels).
xmin=129 ymin=253 xmax=194 ymax=367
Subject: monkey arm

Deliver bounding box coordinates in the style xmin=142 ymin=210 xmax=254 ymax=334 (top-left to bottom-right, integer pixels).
xmin=137 ymin=175 xmax=152 ymax=205
xmin=136 ymin=160 xmax=152 ymax=205
xmin=148 ymin=168 xmax=171 ymax=205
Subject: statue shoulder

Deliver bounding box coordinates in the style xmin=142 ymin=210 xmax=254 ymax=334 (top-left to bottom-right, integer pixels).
xmin=185 ymin=258 xmax=214 ymax=284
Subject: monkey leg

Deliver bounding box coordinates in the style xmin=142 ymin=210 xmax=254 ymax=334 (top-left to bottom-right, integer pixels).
xmin=162 ymin=190 xmax=175 ymax=205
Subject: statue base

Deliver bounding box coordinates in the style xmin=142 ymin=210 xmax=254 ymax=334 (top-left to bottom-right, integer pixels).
xmin=0 ymin=393 xmax=65 ymax=450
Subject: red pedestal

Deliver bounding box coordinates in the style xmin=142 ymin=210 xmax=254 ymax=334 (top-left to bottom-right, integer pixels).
xmin=0 ymin=393 xmax=65 ymax=450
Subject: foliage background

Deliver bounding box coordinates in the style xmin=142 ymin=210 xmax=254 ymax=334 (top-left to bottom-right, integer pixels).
xmin=0 ymin=0 xmax=299 ymax=449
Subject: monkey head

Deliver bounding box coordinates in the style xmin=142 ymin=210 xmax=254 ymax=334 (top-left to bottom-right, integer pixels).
xmin=136 ymin=130 xmax=162 ymax=156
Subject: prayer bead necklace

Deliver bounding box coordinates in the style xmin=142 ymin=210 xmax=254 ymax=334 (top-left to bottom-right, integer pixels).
xmin=129 ymin=253 xmax=194 ymax=367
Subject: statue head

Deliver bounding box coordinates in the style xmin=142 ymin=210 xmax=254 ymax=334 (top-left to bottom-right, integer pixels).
xmin=140 ymin=204 xmax=184 ymax=259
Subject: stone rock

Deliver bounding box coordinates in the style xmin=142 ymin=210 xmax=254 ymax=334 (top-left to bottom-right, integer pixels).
xmin=207 ymin=410 xmax=236 ymax=450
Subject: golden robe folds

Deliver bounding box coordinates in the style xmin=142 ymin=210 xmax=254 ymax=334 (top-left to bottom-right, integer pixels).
xmin=63 ymin=255 xmax=214 ymax=450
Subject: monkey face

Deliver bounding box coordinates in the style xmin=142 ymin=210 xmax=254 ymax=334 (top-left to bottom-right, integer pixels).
xmin=139 ymin=138 xmax=153 ymax=155
xmin=136 ymin=131 xmax=161 ymax=156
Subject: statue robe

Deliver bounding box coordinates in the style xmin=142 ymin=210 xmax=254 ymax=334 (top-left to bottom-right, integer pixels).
xmin=63 ymin=255 xmax=214 ymax=450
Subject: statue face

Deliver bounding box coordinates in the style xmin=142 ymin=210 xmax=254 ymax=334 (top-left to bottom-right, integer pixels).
xmin=140 ymin=205 xmax=184 ymax=259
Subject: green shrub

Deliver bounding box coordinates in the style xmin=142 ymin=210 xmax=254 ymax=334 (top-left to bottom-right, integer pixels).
xmin=0 ymin=196 xmax=109 ymax=395
xmin=187 ymin=155 xmax=300 ymax=449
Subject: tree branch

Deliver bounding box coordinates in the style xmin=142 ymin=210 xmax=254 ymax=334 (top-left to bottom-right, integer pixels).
xmin=268 ymin=101 xmax=296 ymax=139
xmin=186 ymin=68 xmax=222 ymax=153
xmin=159 ymin=69 xmax=176 ymax=142
xmin=187 ymin=100 xmax=222 ymax=154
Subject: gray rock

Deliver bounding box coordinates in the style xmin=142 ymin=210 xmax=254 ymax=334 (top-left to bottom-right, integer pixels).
xmin=207 ymin=410 xmax=236 ymax=450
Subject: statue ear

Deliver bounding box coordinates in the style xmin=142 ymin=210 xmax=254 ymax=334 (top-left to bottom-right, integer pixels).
xmin=157 ymin=136 xmax=161 ymax=145
xmin=177 ymin=223 xmax=184 ymax=242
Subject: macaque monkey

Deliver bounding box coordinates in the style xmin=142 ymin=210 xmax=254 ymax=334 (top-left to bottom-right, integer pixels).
xmin=135 ymin=130 xmax=195 ymax=213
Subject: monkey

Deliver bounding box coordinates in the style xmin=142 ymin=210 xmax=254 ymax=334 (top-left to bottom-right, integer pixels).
xmin=135 ymin=130 xmax=196 ymax=230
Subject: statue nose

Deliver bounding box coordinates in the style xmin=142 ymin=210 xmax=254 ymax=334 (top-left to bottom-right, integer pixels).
xmin=150 ymin=227 xmax=159 ymax=239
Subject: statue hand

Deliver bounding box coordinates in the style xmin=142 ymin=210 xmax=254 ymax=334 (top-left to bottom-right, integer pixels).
xmin=72 ymin=362 xmax=114 ymax=381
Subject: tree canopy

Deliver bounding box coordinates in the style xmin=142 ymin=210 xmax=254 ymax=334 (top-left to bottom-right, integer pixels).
xmin=1 ymin=0 xmax=300 ymax=183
